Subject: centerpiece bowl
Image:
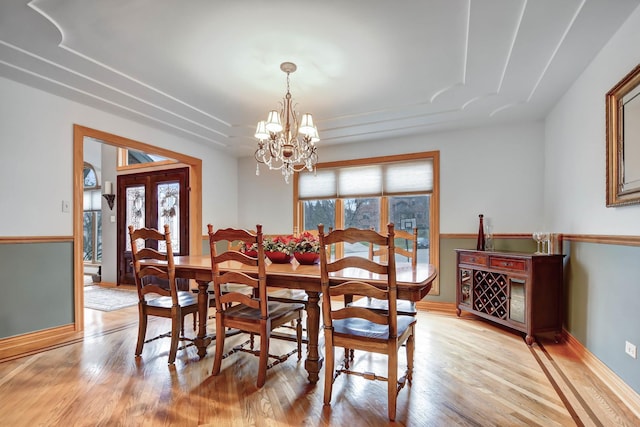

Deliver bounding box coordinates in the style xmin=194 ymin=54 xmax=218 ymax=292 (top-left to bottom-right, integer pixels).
xmin=265 ymin=251 xmax=292 ymax=264
xmin=294 ymin=251 xmax=320 ymax=265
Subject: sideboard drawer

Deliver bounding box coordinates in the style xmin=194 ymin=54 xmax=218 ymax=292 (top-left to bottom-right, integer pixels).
xmin=459 ymin=252 xmax=488 ymax=267
xmin=490 ymin=256 xmax=526 ymax=272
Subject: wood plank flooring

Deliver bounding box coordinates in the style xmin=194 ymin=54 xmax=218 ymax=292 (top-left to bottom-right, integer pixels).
xmin=0 ymin=305 xmax=638 ymax=426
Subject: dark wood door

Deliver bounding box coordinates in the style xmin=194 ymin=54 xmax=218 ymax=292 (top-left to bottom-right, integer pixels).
xmin=117 ymin=167 xmax=190 ymax=286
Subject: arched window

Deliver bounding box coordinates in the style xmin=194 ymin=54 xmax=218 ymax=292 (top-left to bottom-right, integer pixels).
xmin=83 ymin=162 xmax=98 ymax=189
xmin=83 ymin=162 xmax=102 ymax=265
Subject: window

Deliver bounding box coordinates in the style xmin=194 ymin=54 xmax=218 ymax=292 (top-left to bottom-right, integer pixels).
xmin=117 ymin=147 xmax=177 ymax=170
xmin=83 ymin=162 xmax=102 ymax=264
xmin=295 ymin=151 xmax=440 ymax=294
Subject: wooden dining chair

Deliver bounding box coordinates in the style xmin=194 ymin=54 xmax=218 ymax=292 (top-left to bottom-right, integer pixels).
xmin=319 ymin=223 xmax=415 ymax=421
xmin=268 ymin=229 xmax=315 ymax=340
xmin=208 ymin=224 xmax=304 ymax=388
xmin=269 ymin=227 xmax=334 ymax=344
xmin=350 ymin=227 xmax=419 ymax=316
xmin=128 ymin=224 xmax=199 ymax=364
xmin=192 ymin=237 xmax=255 ymax=321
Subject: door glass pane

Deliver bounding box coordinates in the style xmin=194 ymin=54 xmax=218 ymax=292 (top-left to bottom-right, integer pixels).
xmin=509 ymin=278 xmax=526 ymax=323
xmin=460 ymin=268 xmax=471 ymax=305
xmin=95 ymin=211 xmax=102 ymax=262
xmin=388 ymin=195 xmax=430 ymax=263
xmin=343 ymin=197 xmax=379 ymax=257
xmin=126 ymin=186 xmax=146 ymax=251
xmin=83 ymin=212 xmax=94 ymax=261
xmin=157 ymin=182 xmax=180 ymax=253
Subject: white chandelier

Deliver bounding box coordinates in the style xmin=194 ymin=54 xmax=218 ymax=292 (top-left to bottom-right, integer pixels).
xmin=254 ymin=62 xmax=319 ymax=183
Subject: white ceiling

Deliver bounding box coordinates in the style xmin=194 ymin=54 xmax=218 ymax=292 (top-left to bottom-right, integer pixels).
xmin=1 ymin=0 xmax=639 ymax=157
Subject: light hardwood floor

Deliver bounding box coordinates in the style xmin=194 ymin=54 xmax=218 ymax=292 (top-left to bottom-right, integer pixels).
xmin=0 ymin=303 xmax=638 ymax=426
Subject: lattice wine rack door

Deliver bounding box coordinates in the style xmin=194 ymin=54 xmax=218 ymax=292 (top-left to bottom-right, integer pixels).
xmin=472 ymin=271 xmax=508 ymax=319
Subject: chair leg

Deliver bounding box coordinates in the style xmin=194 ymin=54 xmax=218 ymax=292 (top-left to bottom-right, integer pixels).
xmin=343 ymin=348 xmax=353 ymax=369
xmin=212 ymin=314 xmax=225 ymax=376
xmin=388 ymin=346 xmax=398 ymax=421
xmin=324 ymin=335 xmax=335 ymax=406
xmin=135 ymin=303 xmax=147 ymax=356
xmin=257 ymin=331 xmax=269 ymax=388
xmin=168 ymin=307 xmax=180 ymax=364
xmin=296 ymin=316 xmax=303 ymax=360
xmin=406 ymin=326 xmax=415 ymax=385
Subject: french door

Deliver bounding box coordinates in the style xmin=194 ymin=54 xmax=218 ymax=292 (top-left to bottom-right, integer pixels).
xmin=117 ymin=167 xmax=190 ymax=286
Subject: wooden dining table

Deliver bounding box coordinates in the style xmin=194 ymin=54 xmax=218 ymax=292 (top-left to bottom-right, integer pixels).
xmin=170 ymin=254 xmax=438 ymax=383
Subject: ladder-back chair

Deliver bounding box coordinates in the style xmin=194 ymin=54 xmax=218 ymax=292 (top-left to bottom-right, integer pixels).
xmin=128 ymin=224 xmax=198 ymax=364
xmin=319 ymin=223 xmax=416 ymax=421
xmin=351 ymin=227 xmax=419 ymax=316
xmin=208 ymin=224 xmax=304 ymax=388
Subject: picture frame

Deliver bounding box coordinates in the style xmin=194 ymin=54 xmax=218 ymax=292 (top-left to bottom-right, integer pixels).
xmin=606 ymin=64 xmax=640 ymax=207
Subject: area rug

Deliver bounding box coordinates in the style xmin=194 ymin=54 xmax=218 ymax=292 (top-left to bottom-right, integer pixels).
xmin=84 ymin=285 xmax=139 ymax=312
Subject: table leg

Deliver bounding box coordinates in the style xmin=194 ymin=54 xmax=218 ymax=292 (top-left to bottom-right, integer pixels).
xmin=304 ymin=291 xmax=324 ymax=383
xmin=194 ymin=280 xmax=212 ymax=359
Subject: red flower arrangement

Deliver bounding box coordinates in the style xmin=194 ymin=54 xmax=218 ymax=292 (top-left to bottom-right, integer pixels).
xmin=292 ymin=231 xmax=321 ymax=264
xmin=292 ymin=231 xmax=320 ymax=254
xmin=263 ymin=234 xmax=296 ymax=255
xmin=240 ymin=232 xmax=321 ymax=264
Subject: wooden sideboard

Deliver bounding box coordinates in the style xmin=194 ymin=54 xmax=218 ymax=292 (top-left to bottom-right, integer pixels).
xmin=455 ymin=249 xmax=564 ymax=345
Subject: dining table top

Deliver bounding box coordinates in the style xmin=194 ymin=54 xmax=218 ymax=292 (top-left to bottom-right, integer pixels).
xmin=170 ymin=254 xmax=438 ymax=301
xmin=153 ymin=253 xmax=438 ymax=380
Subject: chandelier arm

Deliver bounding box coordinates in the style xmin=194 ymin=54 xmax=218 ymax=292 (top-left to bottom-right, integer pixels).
xmin=290 ymin=163 xmax=311 ymax=172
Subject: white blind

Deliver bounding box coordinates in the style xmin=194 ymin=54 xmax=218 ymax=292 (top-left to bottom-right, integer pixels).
xmin=384 ymin=160 xmax=433 ymax=193
xmin=338 ymin=165 xmax=382 ymax=196
xmin=298 ymin=169 xmax=337 ymax=199
xmin=298 ymin=158 xmax=433 ymax=200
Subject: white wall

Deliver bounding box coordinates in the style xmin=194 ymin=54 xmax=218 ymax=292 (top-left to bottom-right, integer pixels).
xmin=238 ymin=121 xmax=546 ymax=234
xmin=101 ymin=144 xmax=117 ymax=283
xmin=545 ymin=6 xmax=640 ymax=234
xmin=544 ymin=5 xmax=640 ymax=395
xmin=237 ymin=157 xmax=295 ymax=234
xmin=0 ymin=76 xmax=238 ymax=237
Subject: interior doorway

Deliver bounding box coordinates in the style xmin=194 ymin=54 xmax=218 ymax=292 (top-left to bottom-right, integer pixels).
xmin=73 ymin=125 xmax=203 ymax=333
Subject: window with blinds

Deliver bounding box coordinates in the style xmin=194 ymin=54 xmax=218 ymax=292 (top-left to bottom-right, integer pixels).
xmin=294 ymin=152 xmax=440 ymax=295
xmin=298 ymin=159 xmax=434 ymax=199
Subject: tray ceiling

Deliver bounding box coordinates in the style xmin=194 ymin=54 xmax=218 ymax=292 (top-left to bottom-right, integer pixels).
xmin=1 ymin=0 xmax=639 ymax=156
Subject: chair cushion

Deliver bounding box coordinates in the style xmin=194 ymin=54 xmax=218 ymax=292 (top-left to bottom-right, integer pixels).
xmin=225 ymin=301 xmax=305 ymax=321
xmin=146 ymin=290 xmax=198 ymax=309
xmin=349 ymin=298 xmax=417 ymax=315
xmin=333 ymin=315 xmax=416 ymax=340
